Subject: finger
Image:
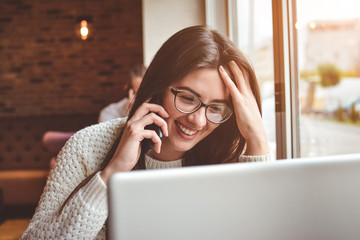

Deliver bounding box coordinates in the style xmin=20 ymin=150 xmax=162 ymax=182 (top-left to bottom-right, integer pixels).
xmin=131 ymin=103 xmax=169 ymax=122
xmin=228 ymin=60 xmax=247 ymax=92
xmin=142 ymin=112 xmax=169 ymax=137
xmin=142 ymin=130 xmax=162 ymax=153
xmin=218 ymin=65 xmax=240 ymax=98
xmin=237 ymin=64 xmax=251 ymax=90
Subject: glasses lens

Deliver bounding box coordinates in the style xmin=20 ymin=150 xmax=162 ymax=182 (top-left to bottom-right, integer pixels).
xmin=175 ymin=92 xmax=201 ymax=113
xmin=172 ymin=88 xmax=233 ymax=124
xmin=206 ymin=104 xmax=233 ymax=123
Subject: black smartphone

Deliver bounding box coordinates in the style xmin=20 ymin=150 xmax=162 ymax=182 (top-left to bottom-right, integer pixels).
xmin=141 ymin=96 xmax=164 ymax=154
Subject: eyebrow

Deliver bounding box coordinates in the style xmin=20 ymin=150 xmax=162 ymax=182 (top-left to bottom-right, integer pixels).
xmin=175 ymin=86 xmax=229 ymax=104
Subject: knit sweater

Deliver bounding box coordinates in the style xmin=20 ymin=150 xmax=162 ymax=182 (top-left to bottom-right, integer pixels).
xmin=21 ymin=118 xmax=273 ymax=240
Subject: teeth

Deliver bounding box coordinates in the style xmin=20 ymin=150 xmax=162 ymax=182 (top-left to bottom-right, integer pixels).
xmin=177 ymin=122 xmax=196 ymax=136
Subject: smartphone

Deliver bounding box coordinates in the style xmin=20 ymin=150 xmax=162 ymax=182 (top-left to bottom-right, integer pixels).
xmin=141 ymin=96 xmax=164 ymax=154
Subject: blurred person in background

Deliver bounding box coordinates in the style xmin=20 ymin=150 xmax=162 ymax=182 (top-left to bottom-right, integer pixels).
xmin=43 ymin=63 xmax=146 ymax=169
xmin=98 ymin=63 xmax=146 ymax=122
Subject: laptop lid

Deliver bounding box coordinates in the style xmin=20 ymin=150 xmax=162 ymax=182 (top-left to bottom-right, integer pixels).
xmin=108 ymin=153 xmax=360 ymax=240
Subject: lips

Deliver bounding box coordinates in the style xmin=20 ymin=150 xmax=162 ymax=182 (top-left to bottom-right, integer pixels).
xmin=176 ymin=121 xmax=197 ymax=136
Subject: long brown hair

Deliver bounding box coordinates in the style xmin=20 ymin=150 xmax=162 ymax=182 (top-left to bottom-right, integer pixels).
xmin=59 ymin=25 xmax=262 ymax=214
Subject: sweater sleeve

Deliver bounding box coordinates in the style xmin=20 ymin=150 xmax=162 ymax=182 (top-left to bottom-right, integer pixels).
xmin=238 ymin=152 xmax=275 ymax=162
xmin=21 ymin=119 xmax=126 ymax=240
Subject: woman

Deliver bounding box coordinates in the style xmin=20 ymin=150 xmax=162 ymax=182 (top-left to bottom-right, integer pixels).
xmin=21 ymin=25 xmax=272 ymax=239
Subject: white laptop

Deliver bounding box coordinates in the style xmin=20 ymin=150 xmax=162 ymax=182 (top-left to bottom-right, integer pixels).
xmin=108 ymin=153 xmax=360 ymax=240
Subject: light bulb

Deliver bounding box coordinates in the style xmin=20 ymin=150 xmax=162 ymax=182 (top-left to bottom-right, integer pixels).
xmin=80 ymin=20 xmax=89 ymax=40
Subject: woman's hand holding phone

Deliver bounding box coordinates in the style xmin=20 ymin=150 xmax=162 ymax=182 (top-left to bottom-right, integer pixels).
xmin=100 ymin=103 xmax=169 ymax=184
xmin=219 ymin=61 xmax=269 ymax=156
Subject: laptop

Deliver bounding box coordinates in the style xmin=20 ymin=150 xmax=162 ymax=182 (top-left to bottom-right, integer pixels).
xmin=108 ymin=153 xmax=360 ymax=240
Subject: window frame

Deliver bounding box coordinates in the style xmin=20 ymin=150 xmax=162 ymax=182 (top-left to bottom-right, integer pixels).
xmin=271 ymin=0 xmax=300 ymax=159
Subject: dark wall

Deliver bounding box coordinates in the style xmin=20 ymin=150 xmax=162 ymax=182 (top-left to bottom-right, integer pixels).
xmin=0 ymin=0 xmax=143 ymax=118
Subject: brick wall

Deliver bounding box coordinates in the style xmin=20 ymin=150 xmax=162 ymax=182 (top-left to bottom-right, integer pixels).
xmin=0 ymin=0 xmax=143 ymax=117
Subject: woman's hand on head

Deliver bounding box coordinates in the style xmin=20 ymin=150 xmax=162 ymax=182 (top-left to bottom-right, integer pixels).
xmin=100 ymin=103 xmax=169 ymax=184
xmin=218 ymin=61 xmax=268 ymax=155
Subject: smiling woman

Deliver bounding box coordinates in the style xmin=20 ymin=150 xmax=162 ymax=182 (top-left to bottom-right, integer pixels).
xmin=21 ymin=25 xmax=273 ymax=239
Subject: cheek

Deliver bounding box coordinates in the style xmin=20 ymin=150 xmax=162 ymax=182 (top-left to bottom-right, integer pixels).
xmin=162 ymin=94 xmax=179 ymax=119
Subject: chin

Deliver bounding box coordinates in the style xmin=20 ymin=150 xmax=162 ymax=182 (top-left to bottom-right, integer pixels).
xmin=173 ymin=140 xmax=193 ymax=152
xmin=168 ymin=136 xmax=198 ymax=153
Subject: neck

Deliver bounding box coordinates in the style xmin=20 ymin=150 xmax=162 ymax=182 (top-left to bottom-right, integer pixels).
xmin=147 ymin=145 xmax=184 ymax=161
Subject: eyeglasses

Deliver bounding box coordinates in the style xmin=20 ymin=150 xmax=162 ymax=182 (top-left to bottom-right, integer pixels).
xmin=169 ymin=86 xmax=233 ymax=124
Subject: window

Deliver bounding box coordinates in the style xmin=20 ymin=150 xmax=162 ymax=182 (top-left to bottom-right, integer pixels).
xmin=296 ymin=0 xmax=360 ymax=157
xmin=229 ymin=0 xmax=360 ymax=159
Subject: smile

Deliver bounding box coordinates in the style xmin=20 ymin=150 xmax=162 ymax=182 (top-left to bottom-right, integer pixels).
xmin=176 ymin=122 xmax=197 ymax=136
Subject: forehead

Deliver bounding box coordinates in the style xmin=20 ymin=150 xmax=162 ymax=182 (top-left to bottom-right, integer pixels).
xmin=174 ymin=68 xmax=229 ymax=101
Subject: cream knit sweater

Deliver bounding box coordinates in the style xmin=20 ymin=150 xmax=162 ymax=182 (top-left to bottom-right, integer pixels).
xmin=21 ymin=118 xmax=273 ymax=240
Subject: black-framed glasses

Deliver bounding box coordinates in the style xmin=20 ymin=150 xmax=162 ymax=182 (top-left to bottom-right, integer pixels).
xmin=169 ymin=86 xmax=233 ymax=124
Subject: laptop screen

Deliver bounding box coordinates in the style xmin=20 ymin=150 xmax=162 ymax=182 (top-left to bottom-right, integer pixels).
xmin=108 ymin=153 xmax=360 ymax=240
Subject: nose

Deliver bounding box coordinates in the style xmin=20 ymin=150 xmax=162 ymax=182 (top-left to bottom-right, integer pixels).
xmin=186 ymin=106 xmax=207 ymax=128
